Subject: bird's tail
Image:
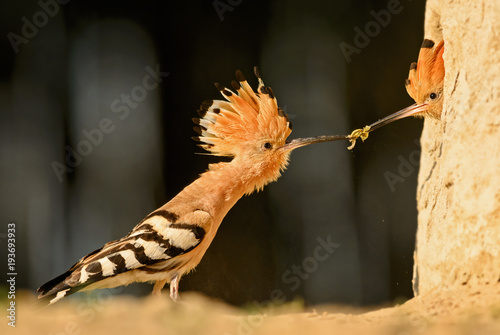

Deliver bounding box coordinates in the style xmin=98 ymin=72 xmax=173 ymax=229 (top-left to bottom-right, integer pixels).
xmin=37 ymin=269 xmax=86 ymax=305
xmin=37 ymin=210 xmax=205 ymax=305
xmin=37 ymin=245 xmax=107 ymax=305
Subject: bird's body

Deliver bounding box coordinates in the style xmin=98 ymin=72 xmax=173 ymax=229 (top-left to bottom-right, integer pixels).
xmin=38 ymin=68 xmax=346 ymax=305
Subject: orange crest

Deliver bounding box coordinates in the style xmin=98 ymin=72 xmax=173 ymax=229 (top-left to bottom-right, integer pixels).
xmin=406 ymin=40 xmax=444 ymax=100
xmin=405 ymin=39 xmax=445 ymax=109
xmin=193 ymin=68 xmax=292 ymax=157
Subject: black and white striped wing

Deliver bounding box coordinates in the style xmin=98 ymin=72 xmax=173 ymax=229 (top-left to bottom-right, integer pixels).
xmin=37 ymin=209 xmax=210 ymax=304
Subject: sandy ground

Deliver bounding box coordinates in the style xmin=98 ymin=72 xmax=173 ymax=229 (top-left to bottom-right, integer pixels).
xmin=3 ymin=283 xmax=500 ymax=335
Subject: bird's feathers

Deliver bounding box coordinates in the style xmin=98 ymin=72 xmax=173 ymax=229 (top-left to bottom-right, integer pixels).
xmin=37 ymin=209 xmax=209 ymax=304
xmin=38 ymin=68 xmax=298 ymax=305
xmin=405 ymin=39 xmax=445 ymax=111
xmin=193 ymin=67 xmax=292 ymax=157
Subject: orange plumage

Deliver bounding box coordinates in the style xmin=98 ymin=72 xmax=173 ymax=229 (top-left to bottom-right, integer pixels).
xmin=349 ymin=39 xmax=446 ymax=138
xmin=405 ymin=39 xmax=445 ymax=119
xmin=37 ymin=67 xmax=346 ymax=305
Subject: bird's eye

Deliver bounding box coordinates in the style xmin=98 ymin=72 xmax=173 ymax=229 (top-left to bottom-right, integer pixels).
xmin=263 ymin=142 xmax=273 ymax=150
xmin=429 ymin=92 xmax=437 ymax=100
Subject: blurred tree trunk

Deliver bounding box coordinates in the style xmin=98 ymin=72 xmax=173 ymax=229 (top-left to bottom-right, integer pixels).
xmin=413 ymin=0 xmax=500 ymax=295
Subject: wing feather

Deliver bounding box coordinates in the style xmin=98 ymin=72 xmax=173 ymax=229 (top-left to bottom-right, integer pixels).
xmin=37 ymin=209 xmax=212 ymax=304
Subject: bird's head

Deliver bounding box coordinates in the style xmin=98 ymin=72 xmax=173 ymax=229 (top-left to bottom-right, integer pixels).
xmin=406 ymin=39 xmax=445 ymax=119
xmin=193 ymin=67 xmax=345 ymax=190
xmin=368 ymin=39 xmax=445 ymax=131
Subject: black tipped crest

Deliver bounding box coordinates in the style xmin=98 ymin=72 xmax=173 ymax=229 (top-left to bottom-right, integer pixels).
xmin=231 ymin=80 xmax=240 ymax=91
xmin=405 ymin=40 xmax=445 ymax=119
xmin=277 ymin=107 xmax=285 ymax=117
xmin=192 ymin=68 xmax=292 ymax=157
xmin=235 ymin=70 xmax=246 ymax=82
xmin=197 ymin=100 xmax=213 ymax=117
xmin=201 ymin=100 xmax=213 ymax=109
xmin=421 ymin=39 xmax=435 ymax=48
xmin=193 ymin=126 xmax=202 ymax=135
xmin=254 ymin=66 xmax=261 ymax=78
xmin=215 ymin=83 xmax=233 ymax=96
xmin=267 ymin=87 xmax=275 ymax=99
xmin=214 ymin=82 xmax=224 ymax=91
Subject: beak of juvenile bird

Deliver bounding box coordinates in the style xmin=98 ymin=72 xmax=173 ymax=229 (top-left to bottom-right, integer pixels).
xmin=367 ymin=102 xmax=429 ymax=132
xmin=279 ymin=134 xmax=348 ymax=151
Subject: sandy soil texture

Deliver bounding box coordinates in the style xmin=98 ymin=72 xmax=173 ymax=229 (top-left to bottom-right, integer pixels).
xmin=3 ymin=283 xmax=500 ymax=335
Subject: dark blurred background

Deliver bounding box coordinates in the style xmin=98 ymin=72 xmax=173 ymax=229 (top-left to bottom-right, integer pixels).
xmin=0 ymin=0 xmax=425 ymax=307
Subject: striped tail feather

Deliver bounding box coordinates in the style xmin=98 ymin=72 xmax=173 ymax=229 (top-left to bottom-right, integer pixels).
xmin=37 ymin=245 xmax=107 ymax=305
xmin=37 ymin=271 xmax=80 ymax=305
xmin=37 ymin=210 xmax=207 ymax=305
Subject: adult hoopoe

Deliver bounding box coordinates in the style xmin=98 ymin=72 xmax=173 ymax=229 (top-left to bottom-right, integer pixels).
xmin=37 ymin=67 xmax=347 ymax=305
xmin=349 ymin=39 xmax=445 ymax=146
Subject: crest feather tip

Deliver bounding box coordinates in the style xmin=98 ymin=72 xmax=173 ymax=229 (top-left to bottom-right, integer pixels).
xmin=235 ymin=70 xmax=246 ymax=82
xmin=421 ymin=39 xmax=435 ymax=48
xmin=267 ymin=87 xmax=275 ymax=99
xmin=193 ymin=126 xmax=202 ymax=135
xmin=201 ymin=100 xmax=213 ymax=108
xmin=195 ymin=69 xmax=291 ymax=157
xmin=214 ymin=82 xmax=224 ymax=91
xmin=253 ymin=66 xmax=261 ymax=79
xmin=231 ymin=80 xmax=240 ymax=91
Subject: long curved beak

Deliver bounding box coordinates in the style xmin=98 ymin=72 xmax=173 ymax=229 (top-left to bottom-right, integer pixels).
xmin=368 ymin=103 xmax=428 ymax=132
xmin=279 ymin=134 xmax=349 ymax=152
xmin=278 ymin=103 xmax=428 ymax=152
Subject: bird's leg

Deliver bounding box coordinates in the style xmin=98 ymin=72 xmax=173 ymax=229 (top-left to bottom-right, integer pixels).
xmin=152 ymin=279 xmax=168 ymax=296
xmin=170 ymin=273 xmax=180 ymax=302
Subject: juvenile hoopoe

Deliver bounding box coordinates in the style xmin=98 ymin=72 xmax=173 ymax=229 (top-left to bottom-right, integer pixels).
xmin=349 ymin=39 xmax=445 ymax=146
xmin=37 ymin=67 xmax=347 ymax=305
